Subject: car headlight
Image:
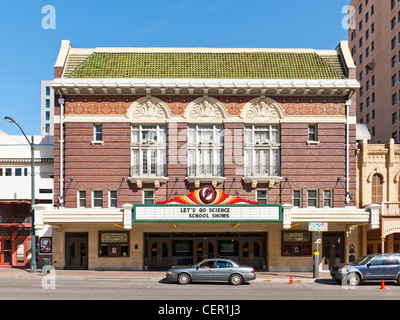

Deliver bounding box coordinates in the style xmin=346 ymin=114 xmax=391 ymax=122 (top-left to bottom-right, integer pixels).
xmin=167 ymin=271 xmax=175 ymax=275
xmin=340 ymin=268 xmax=347 ymax=273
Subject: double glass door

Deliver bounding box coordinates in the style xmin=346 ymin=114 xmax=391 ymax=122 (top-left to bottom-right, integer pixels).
xmin=240 ymin=240 xmax=263 ymax=269
xmin=145 ymin=233 xmax=266 ymax=270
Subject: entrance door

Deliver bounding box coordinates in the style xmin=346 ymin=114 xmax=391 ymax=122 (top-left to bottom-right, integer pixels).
xmin=323 ymin=233 xmax=344 ymax=270
xmin=148 ymin=240 xmax=170 ymax=270
xmin=65 ymin=233 xmax=88 ymax=270
xmin=194 ymin=240 xmax=215 ymax=264
xmin=0 ymin=239 xmax=12 ymax=265
xmin=218 ymin=240 xmax=239 ymax=264
xmin=240 ymin=240 xmax=263 ymax=269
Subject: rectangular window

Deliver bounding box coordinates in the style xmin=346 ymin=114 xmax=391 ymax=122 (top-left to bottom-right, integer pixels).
xmin=323 ymin=190 xmax=333 ymax=208
xmin=256 ymin=190 xmax=268 ymax=204
xmin=99 ymin=232 xmax=129 ymax=257
xmin=46 ymin=87 xmax=51 ymax=96
xmin=143 ymin=190 xmax=155 ymax=204
xmin=5 ymin=168 xmax=12 ymax=176
xmin=94 ymin=124 xmax=103 ymax=141
xmin=308 ymin=124 xmax=318 ymax=141
xmin=282 ymin=232 xmax=312 ymax=257
xmin=78 ymin=190 xmax=86 ymax=208
xmin=244 ymin=125 xmax=281 ymax=177
xmin=307 ymin=190 xmax=318 ymax=208
xmin=109 ymin=190 xmax=118 ymax=208
xmin=39 ymin=189 xmax=53 ymax=193
xmin=131 ymin=125 xmax=167 ymax=177
xmin=45 ymin=99 xmax=50 ymax=108
xmin=15 ymin=168 xmax=22 ymax=176
xmin=92 ymin=190 xmax=103 ymax=208
xmin=293 ymin=190 xmax=302 ymax=207
xmin=45 ymin=111 xmax=50 ymax=121
xmin=187 ymin=125 xmax=224 ymax=177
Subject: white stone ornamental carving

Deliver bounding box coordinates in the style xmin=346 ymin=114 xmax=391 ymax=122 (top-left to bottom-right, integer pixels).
xmin=126 ymin=97 xmax=171 ymax=121
xmin=184 ymin=97 xmax=227 ymax=122
xmin=241 ymin=98 xmax=284 ymax=122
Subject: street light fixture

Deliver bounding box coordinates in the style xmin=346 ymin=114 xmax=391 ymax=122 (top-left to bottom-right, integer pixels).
xmin=4 ymin=116 xmax=37 ymax=273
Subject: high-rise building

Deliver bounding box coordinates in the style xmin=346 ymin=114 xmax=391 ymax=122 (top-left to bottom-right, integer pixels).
xmin=349 ymin=0 xmax=400 ymax=143
xmin=41 ymin=80 xmax=55 ymax=138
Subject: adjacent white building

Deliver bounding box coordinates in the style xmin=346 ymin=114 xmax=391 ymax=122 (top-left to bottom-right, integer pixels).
xmin=0 ymin=129 xmax=54 ymax=206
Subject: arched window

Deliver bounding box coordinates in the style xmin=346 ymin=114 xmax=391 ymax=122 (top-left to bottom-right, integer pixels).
xmin=372 ymin=174 xmax=383 ymax=204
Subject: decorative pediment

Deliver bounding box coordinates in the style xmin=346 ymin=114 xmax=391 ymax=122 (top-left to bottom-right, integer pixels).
xmin=183 ymin=97 xmax=228 ymax=122
xmin=126 ymin=97 xmax=171 ymax=122
xmin=241 ymin=97 xmax=284 ymax=122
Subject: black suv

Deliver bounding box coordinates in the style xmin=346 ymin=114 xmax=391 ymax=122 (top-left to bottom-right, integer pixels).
xmin=331 ymin=253 xmax=400 ymax=285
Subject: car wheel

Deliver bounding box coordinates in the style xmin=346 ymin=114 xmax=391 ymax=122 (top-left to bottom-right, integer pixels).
xmin=344 ymin=273 xmax=360 ymax=286
xmin=177 ymin=273 xmax=191 ymax=285
xmin=229 ymin=274 xmax=243 ymax=286
xmin=397 ymin=275 xmax=400 ymax=285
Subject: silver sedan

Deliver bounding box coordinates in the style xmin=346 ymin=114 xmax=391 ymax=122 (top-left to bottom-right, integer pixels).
xmin=166 ymin=258 xmax=256 ymax=285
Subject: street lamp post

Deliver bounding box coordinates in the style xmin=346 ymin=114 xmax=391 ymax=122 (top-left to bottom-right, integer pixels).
xmin=4 ymin=116 xmax=37 ymax=273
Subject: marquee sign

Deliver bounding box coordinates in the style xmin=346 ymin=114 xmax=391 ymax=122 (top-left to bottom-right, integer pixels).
xmin=133 ymin=185 xmax=282 ymax=223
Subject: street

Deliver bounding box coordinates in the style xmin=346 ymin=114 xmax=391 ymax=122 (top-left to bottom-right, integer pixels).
xmin=0 ymin=273 xmax=399 ymax=300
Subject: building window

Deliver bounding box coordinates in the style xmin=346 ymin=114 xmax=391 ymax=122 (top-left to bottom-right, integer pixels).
xmin=256 ymin=190 xmax=268 ymax=204
xmin=5 ymin=168 xmax=12 ymax=176
xmin=46 ymin=87 xmax=51 ymax=96
xmin=282 ymin=232 xmax=312 ymax=256
xmin=92 ymin=190 xmax=103 ymax=208
xmin=45 ymin=123 xmax=50 ymax=133
xmin=15 ymin=168 xmax=22 ymax=176
xmin=78 ymin=190 xmax=86 ymax=208
xmin=143 ymin=190 xmax=155 ymax=204
xmin=45 ymin=99 xmax=50 ymax=108
xmin=99 ymin=232 xmax=129 ymax=257
xmin=307 ymin=190 xmax=318 ymax=208
xmin=308 ymin=124 xmax=318 ymax=142
xmin=45 ymin=111 xmax=50 ymax=121
xmin=244 ymin=125 xmax=281 ymax=177
xmin=292 ymin=190 xmax=302 ymax=207
xmin=371 ymin=174 xmax=383 ymax=204
xmin=94 ymin=124 xmax=103 ymax=141
xmin=131 ymin=125 xmax=167 ymax=177
xmin=109 ymin=190 xmax=118 ymax=208
xmin=323 ymin=190 xmax=333 ymax=208
xmin=187 ymin=125 xmax=224 ymax=177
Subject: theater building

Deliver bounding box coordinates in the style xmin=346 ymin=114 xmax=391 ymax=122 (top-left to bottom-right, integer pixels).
xmin=35 ymin=40 xmax=377 ymax=271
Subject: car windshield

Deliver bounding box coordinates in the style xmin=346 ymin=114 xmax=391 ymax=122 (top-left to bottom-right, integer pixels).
xmin=352 ymin=255 xmax=371 ymax=265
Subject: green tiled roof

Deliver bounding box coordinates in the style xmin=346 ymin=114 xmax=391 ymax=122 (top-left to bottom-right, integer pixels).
xmin=67 ymin=52 xmax=346 ymax=80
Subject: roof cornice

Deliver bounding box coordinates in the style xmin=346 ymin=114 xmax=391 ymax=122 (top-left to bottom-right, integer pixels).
xmin=51 ymin=78 xmax=360 ymax=97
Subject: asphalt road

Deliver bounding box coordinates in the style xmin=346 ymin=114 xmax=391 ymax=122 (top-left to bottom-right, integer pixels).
xmin=0 ymin=275 xmax=399 ymax=301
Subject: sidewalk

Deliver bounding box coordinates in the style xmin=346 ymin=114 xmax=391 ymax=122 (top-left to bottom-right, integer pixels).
xmin=0 ymin=267 xmax=332 ymax=283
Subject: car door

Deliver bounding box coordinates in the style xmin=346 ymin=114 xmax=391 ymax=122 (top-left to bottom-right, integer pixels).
xmin=383 ymin=256 xmax=400 ymax=280
xmin=191 ymin=260 xmax=214 ymax=281
xmin=363 ymin=256 xmax=384 ymax=280
xmin=213 ymin=260 xmax=232 ymax=282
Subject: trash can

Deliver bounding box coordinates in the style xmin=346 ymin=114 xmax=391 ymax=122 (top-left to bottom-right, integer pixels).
xmin=41 ymin=258 xmax=52 ymax=274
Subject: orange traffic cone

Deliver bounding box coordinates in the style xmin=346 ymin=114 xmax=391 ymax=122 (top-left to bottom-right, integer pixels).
xmin=380 ymin=279 xmax=386 ymax=290
xmin=289 ymin=276 xmax=294 ymax=285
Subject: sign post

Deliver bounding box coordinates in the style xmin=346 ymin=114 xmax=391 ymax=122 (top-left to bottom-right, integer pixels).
xmin=308 ymin=223 xmax=328 ymax=279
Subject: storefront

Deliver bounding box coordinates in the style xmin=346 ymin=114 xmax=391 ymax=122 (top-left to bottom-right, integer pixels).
xmin=136 ymin=185 xmax=281 ymax=270
xmin=0 ymin=202 xmax=32 ymax=267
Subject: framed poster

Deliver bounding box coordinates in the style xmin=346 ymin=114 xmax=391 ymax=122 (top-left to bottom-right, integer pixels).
xmin=40 ymin=237 xmax=52 ymax=254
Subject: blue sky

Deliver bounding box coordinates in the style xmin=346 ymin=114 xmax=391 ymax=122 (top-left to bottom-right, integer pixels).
xmin=0 ymin=0 xmax=350 ymax=136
